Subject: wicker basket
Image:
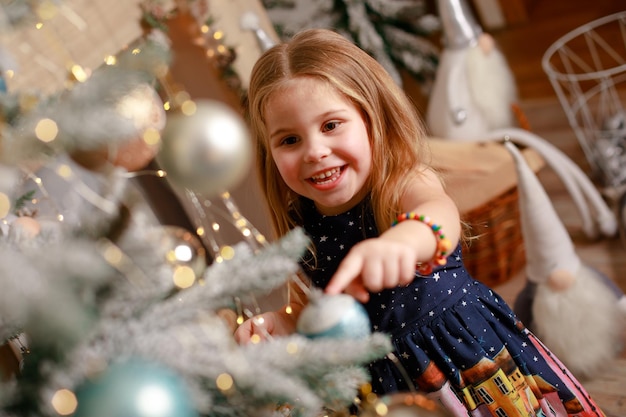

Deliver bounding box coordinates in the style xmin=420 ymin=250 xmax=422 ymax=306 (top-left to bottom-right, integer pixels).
xmin=461 ymin=186 xmax=525 ymax=288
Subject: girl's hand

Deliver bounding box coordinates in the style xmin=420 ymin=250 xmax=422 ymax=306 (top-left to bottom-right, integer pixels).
xmin=234 ymin=310 xmax=298 ymax=344
xmin=325 ymin=237 xmax=419 ymax=303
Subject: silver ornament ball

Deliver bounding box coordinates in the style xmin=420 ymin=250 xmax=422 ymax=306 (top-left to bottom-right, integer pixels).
xmin=157 ymin=99 xmax=253 ymax=197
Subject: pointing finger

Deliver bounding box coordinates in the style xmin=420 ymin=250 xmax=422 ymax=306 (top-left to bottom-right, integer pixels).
xmin=325 ymin=254 xmax=364 ymax=295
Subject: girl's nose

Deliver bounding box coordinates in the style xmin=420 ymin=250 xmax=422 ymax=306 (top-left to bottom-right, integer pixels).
xmin=303 ymin=140 xmax=330 ymax=163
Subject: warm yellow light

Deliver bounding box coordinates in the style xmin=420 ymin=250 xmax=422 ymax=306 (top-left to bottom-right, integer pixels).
xmin=57 ymin=164 xmax=74 ymax=179
xmin=143 ymin=127 xmax=161 ymax=145
xmin=0 ymin=193 xmax=10 ymax=218
xmin=37 ymin=1 xmax=58 ymax=20
xmin=173 ymin=265 xmax=196 ymax=289
xmin=35 ymin=118 xmax=58 ymax=142
xmin=286 ymin=342 xmax=298 ymax=354
xmin=104 ymin=55 xmax=117 ymax=65
xmin=216 ymin=373 xmax=234 ymax=391
xmin=103 ymin=245 xmax=123 ymax=266
xmin=70 ymin=64 xmax=89 ymax=82
xmin=51 ymin=389 xmax=77 ymax=415
xmin=220 ymin=246 xmax=235 ymax=260
xmin=56 ymin=164 xmax=73 ymax=179
xmin=181 ymin=100 xmax=196 ymax=116
xmin=375 ymin=403 xmax=388 ymax=415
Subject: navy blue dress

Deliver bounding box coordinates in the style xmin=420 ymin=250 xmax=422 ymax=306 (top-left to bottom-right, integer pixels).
xmin=297 ymin=196 xmax=604 ymax=417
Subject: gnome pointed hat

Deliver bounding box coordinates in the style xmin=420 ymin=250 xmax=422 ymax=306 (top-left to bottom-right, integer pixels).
xmin=436 ymin=0 xmax=483 ymax=49
xmin=504 ymin=140 xmax=581 ymax=283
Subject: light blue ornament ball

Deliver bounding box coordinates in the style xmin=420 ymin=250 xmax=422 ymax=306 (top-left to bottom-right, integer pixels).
xmin=74 ymin=359 xmax=198 ymax=417
xmin=297 ymin=293 xmax=371 ymax=339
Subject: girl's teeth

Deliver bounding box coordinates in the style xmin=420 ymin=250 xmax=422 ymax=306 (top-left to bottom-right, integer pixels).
xmin=311 ymin=168 xmax=339 ymax=184
xmin=312 ymin=168 xmax=338 ymax=180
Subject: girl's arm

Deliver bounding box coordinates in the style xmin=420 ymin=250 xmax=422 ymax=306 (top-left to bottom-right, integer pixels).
xmin=325 ymin=168 xmax=461 ymax=302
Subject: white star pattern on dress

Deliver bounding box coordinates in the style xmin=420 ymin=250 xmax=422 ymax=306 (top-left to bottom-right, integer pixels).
xmin=433 ymin=272 xmax=440 ymax=281
xmin=320 ymin=235 xmax=328 ymax=242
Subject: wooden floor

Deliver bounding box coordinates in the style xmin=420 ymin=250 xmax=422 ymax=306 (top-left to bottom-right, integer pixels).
xmin=487 ymin=2 xmax=626 ymax=415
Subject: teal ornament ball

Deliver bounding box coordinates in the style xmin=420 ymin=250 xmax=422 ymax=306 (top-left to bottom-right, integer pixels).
xmin=297 ymin=294 xmax=371 ymax=339
xmin=74 ymin=359 xmax=198 ymax=417
xmin=157 ymin=99 xmax=252 ymax=197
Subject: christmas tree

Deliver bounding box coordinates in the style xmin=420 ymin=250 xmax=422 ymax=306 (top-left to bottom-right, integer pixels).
xmin=261 ymin=0 xmax=441 ymax=89
xmin=0 ymin=1 xmax=396 ymax=416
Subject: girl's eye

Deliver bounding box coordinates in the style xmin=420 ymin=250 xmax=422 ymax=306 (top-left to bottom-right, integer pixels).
xmin=322 ymin=121 xmax=340 ymax=132
xmin=280 ymin=136 xmax=298 ymax=146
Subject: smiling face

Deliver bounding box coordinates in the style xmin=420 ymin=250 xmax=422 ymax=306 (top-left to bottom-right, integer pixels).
xmin=264 ymin=77 xmax=372 ymax=215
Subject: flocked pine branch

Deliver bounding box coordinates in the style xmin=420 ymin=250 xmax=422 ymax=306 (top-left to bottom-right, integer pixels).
xmin=262 ymin=0 xmax=440 ymax=89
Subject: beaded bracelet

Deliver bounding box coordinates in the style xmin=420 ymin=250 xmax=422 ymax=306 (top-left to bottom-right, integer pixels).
xmin=391 ymin=213 xmax=452 ymax=275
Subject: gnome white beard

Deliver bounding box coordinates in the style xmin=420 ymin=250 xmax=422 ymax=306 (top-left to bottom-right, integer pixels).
xmin=466 ymin=45 xmax=517 ymax=131
xmin=532 ymin=264 xmax=625 ymax=380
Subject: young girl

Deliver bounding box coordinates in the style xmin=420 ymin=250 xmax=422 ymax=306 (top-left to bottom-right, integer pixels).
xmin=235 ymin=28 xmax=605 ymax=416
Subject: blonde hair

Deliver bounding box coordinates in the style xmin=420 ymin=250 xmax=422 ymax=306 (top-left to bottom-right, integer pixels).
xmin=246 ymin=28 xmax=430 ymax=238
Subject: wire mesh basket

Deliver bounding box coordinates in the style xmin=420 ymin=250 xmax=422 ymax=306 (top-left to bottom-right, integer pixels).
xmin=542 ymin=11 xmax=626 ymax=192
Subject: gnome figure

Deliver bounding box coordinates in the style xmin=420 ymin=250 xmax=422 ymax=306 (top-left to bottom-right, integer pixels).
xmin=505 ymin=140 xmax=626 ymax=380
xmin=426 ymin=0 xmax=517 ymax=140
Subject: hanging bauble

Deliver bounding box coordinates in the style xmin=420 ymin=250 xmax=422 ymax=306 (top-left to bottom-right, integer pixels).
xmin=297 ymin=293 xmax=370 ymax=339
xmin=116 ymin=83 xmax=167 ymax=134
xmin=73 ymin=359 xmax=198 ymax=417
xmin=157 ymin=225 xmax=207 ymax=289
xmin=156 ymin=99 xmax=252 ymax=197
xmin=71 ymin=83 xmax=165 ymax=172
xmin=109 ymin=134 xmax=161 ymax=172
xmin=11 ymin=216 xmax=41 ymax=238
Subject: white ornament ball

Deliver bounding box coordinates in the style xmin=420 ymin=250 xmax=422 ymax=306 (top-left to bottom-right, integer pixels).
xmin=157 ymin=99 xmax=252 ymax=197
xmin=297 ymin=293 xmax=371 ymax=339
